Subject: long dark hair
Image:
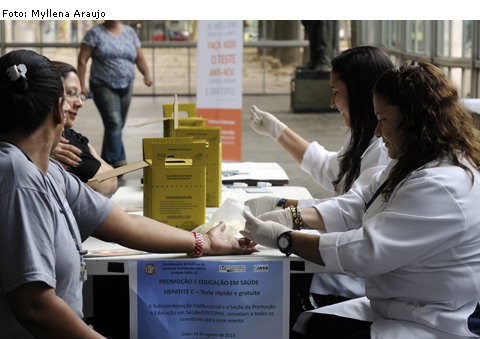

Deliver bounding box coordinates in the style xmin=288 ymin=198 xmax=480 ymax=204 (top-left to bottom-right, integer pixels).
xmin=0 ymin=49 xmax=64 ymax=136
xmin=373 ymin=61 xmax=480 ymax=200
xmin=331 ymin=46 xmax=395 ymax=193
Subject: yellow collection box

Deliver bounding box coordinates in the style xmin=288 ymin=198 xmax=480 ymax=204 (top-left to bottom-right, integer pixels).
xmin=143 ymin=137 xmax=207 ymax=230
xmin=163 ymin=117 xmax=207 ymax=137
xmin=163 ymin=103 xmax=197 ymax=118
xmin=163 ymin=103 xmax=207 ymax=137
xmin=175 ymin=127 xmax=222 ymax=207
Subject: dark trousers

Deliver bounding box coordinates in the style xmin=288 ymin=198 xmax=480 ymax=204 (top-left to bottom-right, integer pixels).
xmin=302 ymin=313 xmax=372 ymax=339
xmin=90 ymin=82 xmax=133 ymax=165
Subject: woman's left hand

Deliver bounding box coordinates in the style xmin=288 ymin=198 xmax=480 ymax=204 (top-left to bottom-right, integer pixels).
xmin=244 ymin=196 xmax=282 ymax=217
xmin=203 ymin=222 xmax=258 ymax=255
xmin=144 ymin=75 xmax=153 ymax=87
xmin=240 ymin=210 xmax=292 ymax=248
xmin=258 ymin=209 xmax=294 ymax=228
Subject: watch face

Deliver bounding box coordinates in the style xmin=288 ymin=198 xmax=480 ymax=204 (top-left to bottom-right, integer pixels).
xmin=277 ymin=232 xmax=292 ymax=256
xmin=278 ymin=236 xmax=290 ymax=249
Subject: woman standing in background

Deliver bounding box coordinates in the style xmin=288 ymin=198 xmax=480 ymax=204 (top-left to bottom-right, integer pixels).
xmin=78 ymin=20 xmax=152 ymax=168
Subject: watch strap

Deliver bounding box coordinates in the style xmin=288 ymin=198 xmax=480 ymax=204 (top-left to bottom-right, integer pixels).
xmin=277 ymin=198 xmax=287 ymax=209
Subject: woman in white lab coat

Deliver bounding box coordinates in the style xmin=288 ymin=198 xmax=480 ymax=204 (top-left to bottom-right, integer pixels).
xmin=241 ymin=61 xmax=480 ymax=338
xmin=247 ymin=45 xmax=393 ymax=206
xmin=246 ymin=46 xmax=393 ymax=307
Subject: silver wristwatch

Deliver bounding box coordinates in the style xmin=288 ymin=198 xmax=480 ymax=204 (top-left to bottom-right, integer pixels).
xmin=277 ymin=231 xmax=293 ymax=256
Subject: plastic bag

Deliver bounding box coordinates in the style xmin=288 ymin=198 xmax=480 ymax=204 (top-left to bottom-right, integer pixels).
xmin=192 ymin=198 xmax=245 ymax=238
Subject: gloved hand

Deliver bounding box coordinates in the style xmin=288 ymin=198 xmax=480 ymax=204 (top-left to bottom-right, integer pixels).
xmin=250 ymin=105 xmax=287 ymax=141
xmin=258 ymin=209 xmax=293 ymax=228
xmin=244 ymin=196 xmax=283 ymax=217
xmin=241 ymin=209 xmax=292 ymax=249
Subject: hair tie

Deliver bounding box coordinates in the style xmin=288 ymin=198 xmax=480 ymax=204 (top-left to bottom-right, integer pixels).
xmin=6 ymin=64 xmax=27 ymax=82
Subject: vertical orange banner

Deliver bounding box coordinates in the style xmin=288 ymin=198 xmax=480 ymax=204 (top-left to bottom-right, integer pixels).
xmin=197 ymin=108 xmax=242 ymax=161
xmin=196 ymin=20 xmax=243 ymax=161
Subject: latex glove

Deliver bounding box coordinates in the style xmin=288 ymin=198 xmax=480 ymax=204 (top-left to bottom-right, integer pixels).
xmin=259 ymin=209 xmax=293 ymax=228
xmin=240 ymin=209 xmax=292 ymax=249
xmin=250 ymin=105 xmax=287 ymax=141
xmin=244 ymin=196 xmax=283 ymax=217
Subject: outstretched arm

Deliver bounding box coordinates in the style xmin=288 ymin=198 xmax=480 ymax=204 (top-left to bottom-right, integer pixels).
xmin=92 ymin=205 xmax=257 ymax=255
xmin=277 ymin=127 xmax=311 ymax=164
xmin=250 ymin=105 xmax=310 ymax=163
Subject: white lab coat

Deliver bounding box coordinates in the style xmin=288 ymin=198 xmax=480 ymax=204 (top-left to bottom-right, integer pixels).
xmin=298 ymin=135 xmax=390 ymax=298
xmin=299 ymin=135 xmax=390 ymax=197
xmin=296 ymin=157 xmax=480 ymax=338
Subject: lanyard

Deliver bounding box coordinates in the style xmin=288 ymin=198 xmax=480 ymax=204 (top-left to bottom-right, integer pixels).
xmin=46 ymin=178 xmax=88 ymax=282
xmin=10 ymin=143 xmax=86 ymax=256
xmin=9 ymin=143 xmax=88 ymax=282
xmin=45 ymin=178 xmax=85 ymax=255
xmin=363 ymin=180 xmax=389 ymax=213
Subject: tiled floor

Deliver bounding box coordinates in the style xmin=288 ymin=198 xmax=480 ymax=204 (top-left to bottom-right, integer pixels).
xmin=74 ymin=94 xmax=347 ymax=200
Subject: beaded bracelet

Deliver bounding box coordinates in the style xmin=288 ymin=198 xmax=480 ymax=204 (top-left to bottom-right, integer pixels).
xmin=289 ymin=206 xmax=304 ymax=230
xmin=187 ymin=232 xmax=203 ymax=257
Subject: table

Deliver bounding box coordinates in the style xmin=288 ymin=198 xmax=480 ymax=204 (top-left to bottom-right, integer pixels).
xmin=108 ymin=184 xmax=314 ymax=223
xmin=83 ymin=185 xmax=323 ymax=339
xmin=221 ymin=162 xmax=289 ymax=186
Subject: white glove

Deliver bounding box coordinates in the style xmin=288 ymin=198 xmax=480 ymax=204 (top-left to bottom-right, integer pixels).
xmin=241 ymin=209 xmax=292 ymax=249
xmin=259 ymin=209 xmax=294 ymax=228
xmin=250 ymin=105 xmax=287 ymax=141
xmin=244 ymin=196 xmax=283 ymax=217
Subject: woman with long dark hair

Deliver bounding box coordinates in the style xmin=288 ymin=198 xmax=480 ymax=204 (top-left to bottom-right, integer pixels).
xmin=247 ymin=46 xmax=394 ymax=305
xmin=243 ymin=61 xmax=480 ymax=338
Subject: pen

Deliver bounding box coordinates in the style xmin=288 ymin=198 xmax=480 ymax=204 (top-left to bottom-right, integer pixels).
xmin=222 ymin=170 xmax=250 ymax=177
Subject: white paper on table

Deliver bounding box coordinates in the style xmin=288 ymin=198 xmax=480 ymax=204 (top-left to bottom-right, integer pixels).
xmin=221 ymin=162 xmax=289 ymax=181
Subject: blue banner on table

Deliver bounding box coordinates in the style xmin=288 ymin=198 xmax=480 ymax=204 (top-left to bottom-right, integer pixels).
xmin=134 ymin=260 xmax=283 ymax=339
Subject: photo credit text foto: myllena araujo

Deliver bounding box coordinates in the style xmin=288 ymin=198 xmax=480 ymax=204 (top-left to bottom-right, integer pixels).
xmin=2 ymin=9 xmax=106 ymax=20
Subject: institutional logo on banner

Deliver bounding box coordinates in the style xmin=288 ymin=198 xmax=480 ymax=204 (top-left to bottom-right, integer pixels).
xmin=196 ymin=20 xmax=243 ymax=161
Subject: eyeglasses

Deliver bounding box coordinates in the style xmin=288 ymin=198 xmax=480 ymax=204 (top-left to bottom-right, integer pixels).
xmin=65 ymin=88 xmax=86 ymax=104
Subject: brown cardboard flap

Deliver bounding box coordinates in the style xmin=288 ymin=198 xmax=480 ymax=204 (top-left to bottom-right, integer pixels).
xmin=128 ymin=117 xmax=170 ymax=128
xmin=88 ymin=160 xmax=149 ymax=183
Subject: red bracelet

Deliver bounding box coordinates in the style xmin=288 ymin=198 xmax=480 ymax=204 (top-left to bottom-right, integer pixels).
xmin=188 ymin=232 xmax=203 ymax=257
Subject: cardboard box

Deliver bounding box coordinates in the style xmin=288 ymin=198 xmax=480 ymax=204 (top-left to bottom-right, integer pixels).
xmin=163 ymin=103 xmax=196 ymax=118
xmin=163 ymin=117 xmax=207 ymax=137
xmin=175 ymin=127 xmax=222 ymax=207
xmin=142 ymin=137 xmax=207 ymax=230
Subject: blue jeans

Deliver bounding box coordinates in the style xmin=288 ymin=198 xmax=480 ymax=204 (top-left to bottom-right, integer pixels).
xmin=90 ymin=82 xmax=133 ymax=165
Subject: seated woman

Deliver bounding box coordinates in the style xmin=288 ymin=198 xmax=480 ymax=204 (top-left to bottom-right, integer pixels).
xmin=247 ymin=46 xmax=392 ymax=210
xmin=51 ymin=61 xmax=117 ymax=194
xmin=246 ymin=46 xmax=393 ymax=308
xmin=0 ymin=49 xmax=256 ymax=339
xmin=242 ymin=62 xmax=480 ymax=338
